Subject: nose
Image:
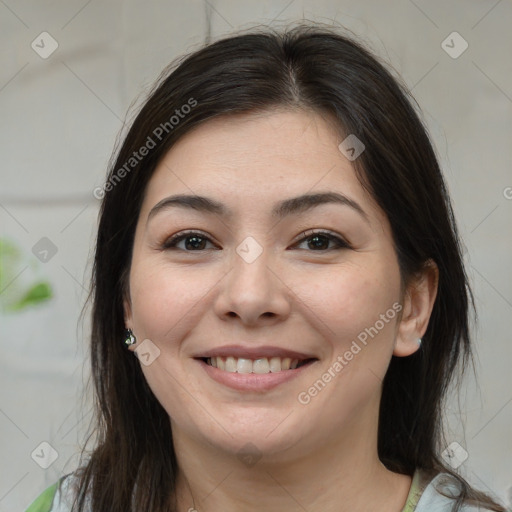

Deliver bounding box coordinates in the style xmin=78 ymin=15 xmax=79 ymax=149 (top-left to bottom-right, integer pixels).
xmin=213 ymin=246 xmax=291 ymax=326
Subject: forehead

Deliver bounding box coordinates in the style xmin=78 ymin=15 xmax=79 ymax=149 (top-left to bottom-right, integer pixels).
xmin=141 ymin=109 xmax=382 ymax=224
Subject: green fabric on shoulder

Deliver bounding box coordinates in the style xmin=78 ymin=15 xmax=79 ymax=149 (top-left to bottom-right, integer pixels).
xmin=25 ymin=482 xmax=59 ymax=512
xmin=401 ymin=469 xmax=424 ymax=512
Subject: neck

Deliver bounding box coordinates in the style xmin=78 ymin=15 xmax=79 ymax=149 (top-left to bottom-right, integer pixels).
xmin=171 ymin=408 xmax=412 ymax=512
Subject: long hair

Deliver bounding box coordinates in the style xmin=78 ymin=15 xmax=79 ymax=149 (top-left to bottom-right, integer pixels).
xmin=74 ymin=23 xmax=506 ymax=511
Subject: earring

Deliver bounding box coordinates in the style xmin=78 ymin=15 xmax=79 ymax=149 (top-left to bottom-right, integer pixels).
xmin=124 ymin=328 xmax=136 ymax=346
xmin=418 ymin=338 xmax=422 ymax=346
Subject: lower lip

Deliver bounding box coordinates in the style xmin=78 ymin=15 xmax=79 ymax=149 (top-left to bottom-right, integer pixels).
xmin=196 ymin=359 xmax=317 ymax=392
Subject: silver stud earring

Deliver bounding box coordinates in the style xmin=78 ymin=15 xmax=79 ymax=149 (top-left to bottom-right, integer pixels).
xmin=124 ymin=328 xmax=136 ymax=347
xmin=418 ymin=338 xmax=422 ymax=346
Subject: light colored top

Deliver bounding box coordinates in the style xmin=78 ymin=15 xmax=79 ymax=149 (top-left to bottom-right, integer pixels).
xmin=26 ymin=467 xmax=508 ymax=511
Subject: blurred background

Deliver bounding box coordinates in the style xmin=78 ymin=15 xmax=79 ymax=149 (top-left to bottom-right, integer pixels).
xmin=0 ymin=1 xmax=511 ymax=510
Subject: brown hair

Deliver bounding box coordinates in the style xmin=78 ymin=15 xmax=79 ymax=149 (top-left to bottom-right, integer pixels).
xmin=74 ymin=23 xmax=507 ymax=511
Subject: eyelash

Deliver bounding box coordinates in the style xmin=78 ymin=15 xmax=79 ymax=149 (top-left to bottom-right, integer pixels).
xmin=161 ymin=229 xmax=351 ymax=252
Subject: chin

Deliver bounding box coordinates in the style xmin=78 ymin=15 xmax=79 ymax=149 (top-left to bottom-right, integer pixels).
xmin=187 ymin=412 xmax=310 ymax=461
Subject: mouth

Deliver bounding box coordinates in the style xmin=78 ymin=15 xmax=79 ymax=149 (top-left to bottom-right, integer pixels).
xmin=198 ymin=356 xmax=318 ymax=374
xmin=193 ymin=345 xmax=319 ymax=391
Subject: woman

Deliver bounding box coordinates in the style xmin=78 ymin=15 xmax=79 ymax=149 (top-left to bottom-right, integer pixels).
xmin=26 ymin=23 xmax=508 ymax=512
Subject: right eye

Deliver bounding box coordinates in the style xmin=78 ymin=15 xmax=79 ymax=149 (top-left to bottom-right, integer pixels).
xmin=162 ymin=230 xmax=219 ymax=251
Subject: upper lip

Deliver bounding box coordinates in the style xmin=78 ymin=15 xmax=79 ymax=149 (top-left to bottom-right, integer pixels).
xmin=194 ymin=345 xmax=317 ymax=361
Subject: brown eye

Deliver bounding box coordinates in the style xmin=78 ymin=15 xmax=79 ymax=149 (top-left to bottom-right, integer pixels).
xmin=294 ymin=230 xmax=350 ymax=251
xmin=162 ymin=231 xmax=216 ymax=251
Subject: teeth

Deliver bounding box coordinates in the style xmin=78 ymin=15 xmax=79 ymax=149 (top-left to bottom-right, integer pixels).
xmin=253 ymin=358 xmax=270 ymax=374
xmin=206 ymin=356 xmax=307 ymax=373
xmin=269 ymin=356 xmax=282 ymax=372
xmin=236 ymin=358 xmax=253 ymax=374
xmin=225 ymin=356 xmax=237 ymax=372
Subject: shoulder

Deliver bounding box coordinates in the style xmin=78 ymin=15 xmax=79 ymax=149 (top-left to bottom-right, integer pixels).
xmin=25 ymin=471 xmax=87 ymax=512
xmin=412 ymin=469 xmax=503 ymax=512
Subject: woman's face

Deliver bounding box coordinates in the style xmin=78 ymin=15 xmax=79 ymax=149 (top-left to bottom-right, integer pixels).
xmin=125 ymin=109 xmax=422 ymax=461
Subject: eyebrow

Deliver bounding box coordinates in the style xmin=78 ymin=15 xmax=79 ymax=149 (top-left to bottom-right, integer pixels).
xmin=147 ymin=192 xmax=370 ymax=225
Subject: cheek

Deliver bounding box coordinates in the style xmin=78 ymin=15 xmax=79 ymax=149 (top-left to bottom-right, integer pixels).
xmin=128 ymin=259 xmax=211 ymax=342
xmin=290 ymin=259 xmax=401 ymax=349
xmin=290 ymin=262 xmax=401 ymax=428
xmin=128 ymin=261 xmax=216 ymax=425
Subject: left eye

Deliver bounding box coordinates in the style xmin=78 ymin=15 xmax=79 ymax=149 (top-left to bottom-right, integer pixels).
xmin=293 ymin=230 xmax=350 ymax=251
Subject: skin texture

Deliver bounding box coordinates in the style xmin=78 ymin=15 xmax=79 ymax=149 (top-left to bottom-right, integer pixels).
xmin=124 ymin=109 xmax=438 ymax=512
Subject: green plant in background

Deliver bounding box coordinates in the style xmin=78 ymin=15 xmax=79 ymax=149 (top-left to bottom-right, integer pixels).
xmin=0 ymin=237 xmax=53 ymax=313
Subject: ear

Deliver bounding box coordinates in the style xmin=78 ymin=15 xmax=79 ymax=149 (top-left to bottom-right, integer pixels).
xmin=123 ymin=288 xmax=137 ymax=351
xmin=124 ymin=295 xmax=132 ymax=325
xmin=394 ymin=259 xmax=439 ymax=357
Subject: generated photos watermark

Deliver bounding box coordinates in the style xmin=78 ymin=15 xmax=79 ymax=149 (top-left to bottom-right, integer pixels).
xmin=298 ymin=302 xmax=403 ymax=405
xmin=93 ymin=97 xmax=198 ymax=199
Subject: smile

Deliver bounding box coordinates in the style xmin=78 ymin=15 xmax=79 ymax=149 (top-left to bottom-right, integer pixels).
xmin=203 ymin=356 xmax=315 ymax=374
xmin=195 ymin=356 xmax=318 ymax=392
